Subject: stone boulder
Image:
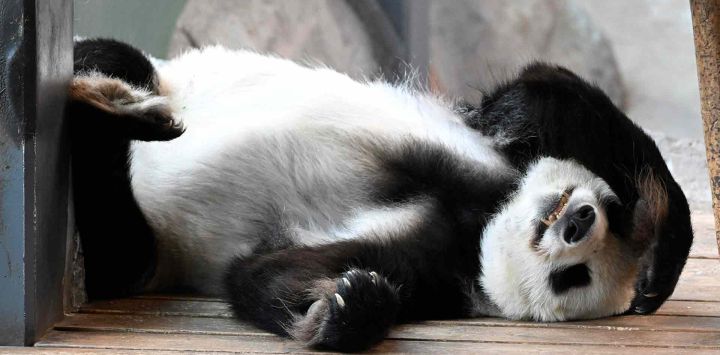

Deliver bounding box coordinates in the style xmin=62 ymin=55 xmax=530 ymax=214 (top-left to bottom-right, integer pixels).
xmin=169 ymin=0 xmax=624 ymax=106
xmin=168 ymin=0 xmax=378 ymax=79
xmin=430 ymin=0 xmax=625 ymax=106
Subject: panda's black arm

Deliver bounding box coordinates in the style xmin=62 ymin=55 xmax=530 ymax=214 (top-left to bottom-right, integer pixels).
xmin=471 ymin=63 xmax=693 ymax=315
xmin=224 ymin=207 xmax=481 ymax=352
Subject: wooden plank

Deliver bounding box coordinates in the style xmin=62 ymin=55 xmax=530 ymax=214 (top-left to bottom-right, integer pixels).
xmin=131 ymin=294 xmax=223 ymax=302
xmin=81 ymin=297 xmax=720 ymax=322
xmin=431 ymin=314 xmax=720 ymax=333
xmin=691 ymin=0 xmax=720 ymax=256
xmin=388 ymin=323 xmax=720 ymax=349
xmin=55 ymin=313 xmax=270 ymax=336
xmin=372 ymin=341 xmax=720 ymax=354
xmin=672 ymin=258 xmax=720 ymax=302
xmin=55 ymin=312 xmax=720 ymax=339
xmin=1 ymin=347 xmax=205 ymax=354
xmin=33 ymin=329 xmax=720 ymax=353
xmin=657 ymin=300 xmax=720 ymax=317
xmin=35 ymin=331 xmax=308 ymax=353
xmin=22 ymin=342 xmax=713 ymax=355
xmin=692 ymin=212 xmax=720 ymax=259
xmin=79 ymin=298 xmax=233 ymax=318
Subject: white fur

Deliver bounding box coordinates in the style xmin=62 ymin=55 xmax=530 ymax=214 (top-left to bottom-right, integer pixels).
xmin=330 ymin=200 xmax=431 ymax=241
xmin=479 ymin=158 xmax=637 ymax=321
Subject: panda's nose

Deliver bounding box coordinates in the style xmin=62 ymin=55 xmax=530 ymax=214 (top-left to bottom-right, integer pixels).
xmin=563 ymin=205 xmax=596 ymax=244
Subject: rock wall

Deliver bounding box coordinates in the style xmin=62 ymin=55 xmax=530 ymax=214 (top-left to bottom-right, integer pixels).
xmin=429 ymin=0 xmax=624 ymax=105
xmin=170 ymin=0 xmax=623 ymax=105
xmin=168 ymin=0 xmax=378 ymax=78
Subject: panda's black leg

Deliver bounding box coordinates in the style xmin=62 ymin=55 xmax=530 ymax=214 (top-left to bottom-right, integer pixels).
xmin=293 ymin=269 xmax=400 ymax=351
xmin=68 ymin=39 xmax=180 ymax=298
xmin=225 ymin=202 xmax=483 ymax=351
xmin=225 ymin=249 xmax=401 ymax=352
xmin=70 ymin=38 xmax=184 ymax=142
xmin=69 ymin=75 xmax=184 ymax=141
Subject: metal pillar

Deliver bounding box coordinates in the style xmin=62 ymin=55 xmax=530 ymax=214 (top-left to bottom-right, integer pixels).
xmin=0 ymin=0 xmax=73 ymax=345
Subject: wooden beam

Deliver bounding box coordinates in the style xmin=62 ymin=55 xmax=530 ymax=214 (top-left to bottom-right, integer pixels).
xmin=691 ymin=0 xmax=720 ymax=256
xmin=0 ymin=0 xmax=73 ymax=345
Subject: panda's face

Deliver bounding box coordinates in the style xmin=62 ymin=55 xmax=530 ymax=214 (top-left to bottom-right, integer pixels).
xmin=480 ymin=157 xmax=640 ymax=321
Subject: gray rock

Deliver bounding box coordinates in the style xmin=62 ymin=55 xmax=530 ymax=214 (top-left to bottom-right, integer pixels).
xmin=648 ymin=131 xmax=712 ymax=214
xmin=574 ymin=1 xmax=702 ymax=140
xmin=168 ymin=0 xmax=378 ymax=78
xmin=429 ymin=0 xmax=625 ymax=106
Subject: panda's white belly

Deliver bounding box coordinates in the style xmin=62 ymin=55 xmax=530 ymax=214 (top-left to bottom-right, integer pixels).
xmin=128 ymin=46 xmax=507 ymax=293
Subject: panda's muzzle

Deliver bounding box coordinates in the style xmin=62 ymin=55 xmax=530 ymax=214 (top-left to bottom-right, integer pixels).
xmin=562 ymin=205 xmax=596 ymax=244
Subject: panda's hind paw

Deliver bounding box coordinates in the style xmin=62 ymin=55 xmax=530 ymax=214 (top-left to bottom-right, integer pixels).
xmin=292 ymin=269 xmax=400 ymax=352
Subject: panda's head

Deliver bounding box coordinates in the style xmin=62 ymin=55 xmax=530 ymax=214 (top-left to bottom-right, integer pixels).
xmin=480 ymin=157 xmax=666 ymax=321
xmin=470 ymin=63 xmax=691 ymax=321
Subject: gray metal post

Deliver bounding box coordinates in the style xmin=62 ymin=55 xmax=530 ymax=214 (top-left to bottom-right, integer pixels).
xmin=0 ymin=0 xmax=73 ymax=345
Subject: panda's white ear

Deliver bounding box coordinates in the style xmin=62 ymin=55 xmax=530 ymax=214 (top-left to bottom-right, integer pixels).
xmin=628 ymin=169 xmax=669 ymax=256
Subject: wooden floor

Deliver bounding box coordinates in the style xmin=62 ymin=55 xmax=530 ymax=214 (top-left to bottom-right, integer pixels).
xmin=4 ymin=213 xmax=720 ymax=354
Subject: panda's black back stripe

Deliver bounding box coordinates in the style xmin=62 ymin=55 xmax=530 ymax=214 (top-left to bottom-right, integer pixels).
xmin=370 ymin=139 xmax=514 ymax=210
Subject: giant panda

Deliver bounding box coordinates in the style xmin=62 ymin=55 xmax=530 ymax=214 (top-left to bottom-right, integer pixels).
xmin=68 ymin=38 xmax=693 ymax=352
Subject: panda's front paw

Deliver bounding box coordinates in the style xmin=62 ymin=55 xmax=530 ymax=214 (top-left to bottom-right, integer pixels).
xmin=293 ymin=269 xmax=400 ymax=352
xmin=626 ymin=263 xmax=681 ymax=315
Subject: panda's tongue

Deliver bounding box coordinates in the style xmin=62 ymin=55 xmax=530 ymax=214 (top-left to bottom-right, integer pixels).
xmin=541 ymin=190 xmax=571 ymax=226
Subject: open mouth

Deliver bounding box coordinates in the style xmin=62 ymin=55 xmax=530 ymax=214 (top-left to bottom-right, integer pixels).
xmin=541 ymin=189 xmax=573 ymax=227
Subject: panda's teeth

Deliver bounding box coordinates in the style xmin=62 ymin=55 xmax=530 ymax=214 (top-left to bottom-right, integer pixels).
xmin=541 ymin=190 xmax=572 ymax=226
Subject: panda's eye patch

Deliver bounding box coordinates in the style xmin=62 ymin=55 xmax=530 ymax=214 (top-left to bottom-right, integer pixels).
xmin=549 ymin=263 xmax=591 ymax=294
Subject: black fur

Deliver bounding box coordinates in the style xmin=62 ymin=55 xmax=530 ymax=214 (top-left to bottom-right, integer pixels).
xmin=69 ymin=38 xmax=180 ymax=298
xmin=549 ymin=263 xmax=592 ymax=294
xmin=74 ymin=38 xmax=157 ymax=90
xmin=371 ymin=139 xmax=514 ymax=205
xmin=311 ymin=269 xmax=400 ymax=351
